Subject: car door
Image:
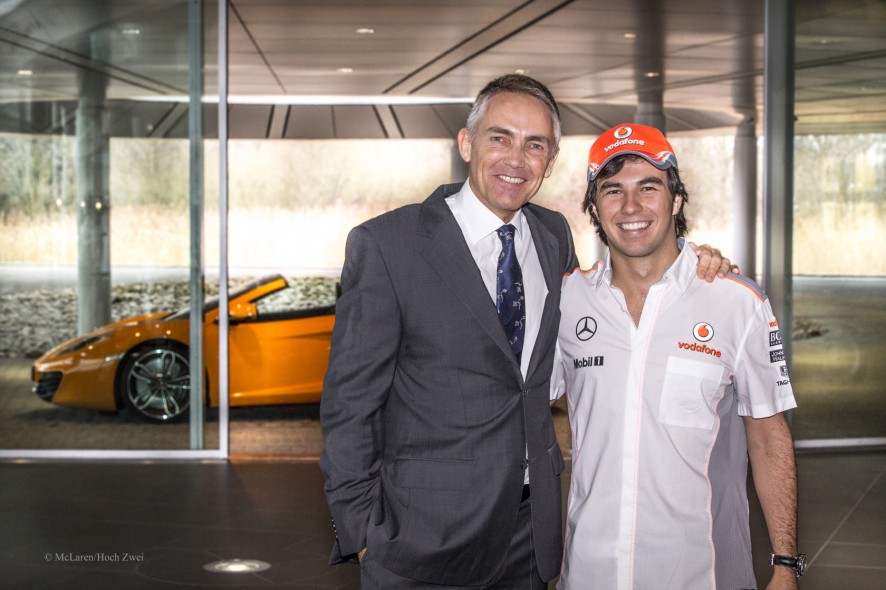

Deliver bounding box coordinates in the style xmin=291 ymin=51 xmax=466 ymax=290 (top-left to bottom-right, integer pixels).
xmin=227 ymin=286 xmax=334 ymax=406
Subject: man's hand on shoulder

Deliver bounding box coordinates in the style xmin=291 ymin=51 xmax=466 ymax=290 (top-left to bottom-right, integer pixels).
xmin=689 ymin=242 xmax=739 ymax=282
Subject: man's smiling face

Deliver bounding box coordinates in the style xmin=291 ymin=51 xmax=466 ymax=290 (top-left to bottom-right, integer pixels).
xmin=593 ymin=157 xmax=683 ymax=262
xmin=458 ymin=92 xmax=559 ymax=223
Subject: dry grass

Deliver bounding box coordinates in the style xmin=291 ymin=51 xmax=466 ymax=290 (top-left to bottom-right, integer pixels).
xmin=0 ymin=209 xmax=79 ymax=264
xmin=223 ymin=203 xmax=390 ymax=269
xmin=2 ymin=200 xmax=884 ymax=275
xmin=1 ymin=133 xmax=883 ymax=275
xmin=0 ymin=206 xmax=189 ymax=266
xmin=793 ymin=202 xmax=885 ymax=275
xmin=0 ymin=202 xmax=391 ymax=269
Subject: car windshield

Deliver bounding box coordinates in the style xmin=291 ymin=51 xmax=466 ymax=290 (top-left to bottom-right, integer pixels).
xmin=165 ymin=275 xmax=284 ymax=320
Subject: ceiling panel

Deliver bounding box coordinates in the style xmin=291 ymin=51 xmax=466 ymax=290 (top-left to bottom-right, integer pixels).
xmin=0 ymin=0 xmax=883 ymax=136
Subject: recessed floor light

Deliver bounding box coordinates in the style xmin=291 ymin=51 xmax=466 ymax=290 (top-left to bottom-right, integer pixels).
xmin=203 ymin=559 xmax=271 ymax=574
xmin=355 ymin=27 xmax=375 ymax=34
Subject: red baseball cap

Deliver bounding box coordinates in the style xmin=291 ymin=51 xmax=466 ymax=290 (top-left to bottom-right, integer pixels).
xmin=588 ymin=123 xmax=678 ymax=181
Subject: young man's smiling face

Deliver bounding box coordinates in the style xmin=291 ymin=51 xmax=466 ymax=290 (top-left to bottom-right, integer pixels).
xmin=458 ymin=92 xmax=559 ymax=223
xmin=593 ymin=157 xmax=683 ymax=263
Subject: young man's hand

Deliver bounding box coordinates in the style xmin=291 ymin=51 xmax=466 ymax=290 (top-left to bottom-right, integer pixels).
xmin=765 ymin=565 xmax=799 ymax=589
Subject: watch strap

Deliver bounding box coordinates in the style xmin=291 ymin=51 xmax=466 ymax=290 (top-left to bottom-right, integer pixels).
xmin=770 ymin=553 xmax=807 ymax=577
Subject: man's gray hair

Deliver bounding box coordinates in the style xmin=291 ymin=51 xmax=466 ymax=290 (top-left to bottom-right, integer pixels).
xmin=465 ymin=74 xmax=561 ymax=146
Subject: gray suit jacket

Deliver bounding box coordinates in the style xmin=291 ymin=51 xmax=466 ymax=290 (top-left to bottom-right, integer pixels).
xmin=320 ymin=183 xmax=577 ymax=585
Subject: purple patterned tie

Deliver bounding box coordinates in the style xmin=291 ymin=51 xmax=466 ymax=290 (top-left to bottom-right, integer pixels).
xmin=496 ymin=224 xmax=525 ymax=362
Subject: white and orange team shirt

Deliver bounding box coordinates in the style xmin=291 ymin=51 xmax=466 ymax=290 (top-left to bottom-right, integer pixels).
xmin=552 ymin=241 xmax=797 ymax=590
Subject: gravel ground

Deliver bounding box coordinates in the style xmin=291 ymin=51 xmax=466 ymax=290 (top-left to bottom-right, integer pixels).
xmin=0 ymin=276 xmax=338 ymax=359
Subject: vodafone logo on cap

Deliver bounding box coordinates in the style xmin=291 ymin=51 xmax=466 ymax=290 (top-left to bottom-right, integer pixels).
xmin=613 ymin=126 xmax=632 ymax=139
xmin=603 ymin=128 xmax=646 ymax=153
xmin=693 ymin=322 xmax=714 ymax=342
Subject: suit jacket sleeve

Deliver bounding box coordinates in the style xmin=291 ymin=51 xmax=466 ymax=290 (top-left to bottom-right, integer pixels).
xmin=559 ymin=211 xmax=579 ymax=272
xmin=319 ymin=224 xmax=400 ymax=563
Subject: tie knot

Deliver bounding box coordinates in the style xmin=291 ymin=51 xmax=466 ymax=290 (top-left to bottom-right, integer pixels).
xmin=497 ymin=224 xmax=516 ymax=243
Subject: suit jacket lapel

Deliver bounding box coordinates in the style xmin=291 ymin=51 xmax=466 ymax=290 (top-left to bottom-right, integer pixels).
xmin=523 ymin=206 xmax=561 ymax=381
xmin=418 ymin=186 xmax=521 ymax=371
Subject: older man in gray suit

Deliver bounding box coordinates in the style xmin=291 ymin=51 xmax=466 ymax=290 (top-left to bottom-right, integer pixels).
xmin=320 ymin=75 xmax=726 ymax=589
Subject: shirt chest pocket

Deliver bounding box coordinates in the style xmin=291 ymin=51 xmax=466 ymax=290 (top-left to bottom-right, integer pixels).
xmin=658 ymin=356 xmax=725 ymax=429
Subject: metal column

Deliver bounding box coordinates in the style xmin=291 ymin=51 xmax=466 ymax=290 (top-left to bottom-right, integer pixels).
xmin=188 ymin=0 xmax=205 ymax=449
xmin=633 ymin=0 xmax=665 ymax=132
xmin=75 ymin=32 xmax=111 ymax=336
xmin=217 ymin=0 xmax=231 ymax=457
xmin=732 ymin=6 xmax=759 ymax=281
xmin=762 ymin=0 xmax=795 ymax=369
xmin=733 ymin=115 xmax=758 ymax=279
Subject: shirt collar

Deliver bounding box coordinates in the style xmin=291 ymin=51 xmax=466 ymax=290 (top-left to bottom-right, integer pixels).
xmin=665 ymin=237 xmax=699 ymax=294
xmin=595 ymin=237 xmax=696 ymax=292
xmin=594 ymin=251 xmax=614 ymax=291
xmin=452 ymin=180 xmax=527 ymax=244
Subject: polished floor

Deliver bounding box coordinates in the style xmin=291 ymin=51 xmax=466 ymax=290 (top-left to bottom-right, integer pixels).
xmin=1 ymin=451 xmax=884 ymax=589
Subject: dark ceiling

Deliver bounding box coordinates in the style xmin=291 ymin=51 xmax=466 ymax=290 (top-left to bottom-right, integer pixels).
xmin=0 ymin=0 xmax=884 ymax=139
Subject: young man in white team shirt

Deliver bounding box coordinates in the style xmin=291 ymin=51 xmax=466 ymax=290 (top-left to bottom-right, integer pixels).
xmin=552 ymin=124 xmax=804 ymax=589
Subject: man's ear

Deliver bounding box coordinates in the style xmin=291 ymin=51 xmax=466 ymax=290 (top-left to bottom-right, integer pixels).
xmin=457 ymin=128 xmax=471 ymax=163
xmin=543 ymin=146 xmax=560 ymax=178
xmin=672 ymin=194 xmax=684 ymax=216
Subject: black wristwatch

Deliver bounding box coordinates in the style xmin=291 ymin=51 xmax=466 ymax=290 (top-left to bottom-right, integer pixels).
xmin=770 ymin=553 xmax=807 ymax=577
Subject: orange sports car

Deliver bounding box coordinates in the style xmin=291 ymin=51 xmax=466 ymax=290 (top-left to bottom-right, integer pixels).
xmin=31 ymin=275 xmax=336 ymax=422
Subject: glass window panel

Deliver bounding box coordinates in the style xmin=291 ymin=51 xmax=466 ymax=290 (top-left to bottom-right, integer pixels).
xmin=223 ymin=137 xmax=450 ymax=455
xmin=791 ymin=132 xmax=886 ymax=441
xmin=0 ymin=0 xmax=218 ymax=451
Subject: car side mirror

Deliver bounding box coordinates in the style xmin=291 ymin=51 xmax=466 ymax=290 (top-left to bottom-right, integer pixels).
xmin=228 ymin=302 xmax=257 ymax=325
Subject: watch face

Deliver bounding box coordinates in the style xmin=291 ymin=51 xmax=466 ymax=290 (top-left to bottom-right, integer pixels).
xmin=796 ymin=553 xmax=808 ymax=575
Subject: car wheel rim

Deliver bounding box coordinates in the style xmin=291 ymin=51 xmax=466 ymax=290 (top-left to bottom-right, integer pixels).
xmin=126 ymin=347 xmax=190 ymax=421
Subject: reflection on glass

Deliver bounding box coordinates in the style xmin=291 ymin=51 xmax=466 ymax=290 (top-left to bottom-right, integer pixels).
xmin=791 ymin=133 xmax=886 ymax=441
xmin=0 ymin=0 xmax=218 ymax=450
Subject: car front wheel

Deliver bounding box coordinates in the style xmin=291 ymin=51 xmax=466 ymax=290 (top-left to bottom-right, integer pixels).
xmin=118 ymin=343 xmax=191 ymax=422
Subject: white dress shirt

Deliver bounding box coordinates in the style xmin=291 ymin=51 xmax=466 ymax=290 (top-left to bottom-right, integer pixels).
xmin=446 ymin=181 xmax=547 ymax=379
xmin=447 ymin=181 xmax=548 ymax=485
xmin=552 ymin=242 xmax=797 ymax=589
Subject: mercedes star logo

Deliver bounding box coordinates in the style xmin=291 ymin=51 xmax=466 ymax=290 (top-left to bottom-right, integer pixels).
xmin=575 ymin=317 xmax=597 ymax=341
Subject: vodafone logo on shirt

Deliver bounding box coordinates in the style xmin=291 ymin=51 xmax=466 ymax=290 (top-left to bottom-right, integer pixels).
xmin=693 ymin=322 xmax=714 ymax=342
xmin=677 ymin=341 xmax=722 ymax=358
xmin=677 ymin=322 xmax=722 ymax=357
